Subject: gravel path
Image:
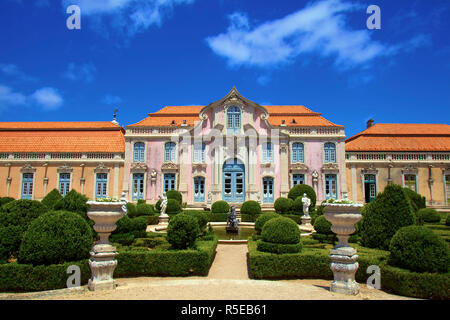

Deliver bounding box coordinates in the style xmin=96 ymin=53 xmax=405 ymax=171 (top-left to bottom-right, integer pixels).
xmin=0 ymin=244 xmax=416 ymax=300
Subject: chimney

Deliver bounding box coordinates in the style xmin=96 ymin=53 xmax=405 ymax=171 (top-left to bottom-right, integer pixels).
xmin=366 ymin=119 xmax=374 ymax=128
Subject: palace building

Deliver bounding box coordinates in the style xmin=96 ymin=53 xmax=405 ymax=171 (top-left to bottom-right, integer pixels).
xmin=0 ymin=122 xmax=125 ymax=200
xmin=0 ymin=88 xmax=449 ymax=209
xmin=346 ymin=120 xmax=450 ymax=208
xmin=122 ymin=88 xmax=347 ymax=206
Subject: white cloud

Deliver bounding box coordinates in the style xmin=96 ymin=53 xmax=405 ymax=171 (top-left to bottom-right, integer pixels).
xmin=61 ymin=0 xmax=195 ymax=37
xmin=0 ymin=63 xmax=37 ymax=82
xmin=31 ymin=87 xmax=64 ymax=111
xmin=102 ymin=94 xmax=123 ymax=105
xmin=0 ymin=85 xmax=27 ymax=112
xmin=63 ymin=62 xmax=96 ymax=83
xmin=206 ymin=0 xmax=430 ymax=70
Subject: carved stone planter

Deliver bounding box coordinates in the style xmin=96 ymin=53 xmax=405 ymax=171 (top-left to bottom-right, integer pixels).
xmin=323 ymin=203 xmax=363 ymax=295
xmin=86 ymin=201 xmax=126 ymax=291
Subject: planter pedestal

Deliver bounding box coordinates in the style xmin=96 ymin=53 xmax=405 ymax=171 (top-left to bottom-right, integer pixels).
xmin=300 ymin=216 xmax=314 ymax=232
xmin=87 ymin=201 xmax=126 ymax=291
xmin=324 ymin=204 xmax=362 ymax=296
xmin=155 ymin=215 xmax=169 ymax=231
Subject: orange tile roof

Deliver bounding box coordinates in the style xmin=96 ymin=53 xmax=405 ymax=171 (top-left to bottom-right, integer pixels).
xmin=128 ymin=105 xmax=342 ymax=128
xmin=0 ymin=122 xmax=125 ymax=153
xmin=346 ymin=123 xmax=450 ymax=152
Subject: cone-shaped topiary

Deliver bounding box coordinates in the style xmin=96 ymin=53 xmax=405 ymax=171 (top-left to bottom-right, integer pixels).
xmin=18 ymin=211 xmax=93 ymax=266
xmin=389 ymin=225 xmax=449 ymax=273
xmin=360 ymin=184 xmax=416 ymax=250
xmin=288 ymin=184 xmax=316 ymax=212
xmin=255 ymin=212 xmax=280 ymax=234
xmin=166 ymin=214 xmax=200 ymax=249
xmin=41 ymin=189 xmax=63 ymax=210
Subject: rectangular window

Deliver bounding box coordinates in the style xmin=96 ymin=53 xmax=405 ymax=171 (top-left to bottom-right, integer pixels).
xmin=164 ymin=174 xmax=176 ymax=192
xmin=263 ymin=143 xmax=273 ymax=163
xmin=96 ymin=173 xmax=108 ymax=199
xmin=404 ymin=174 xmax=417 ymax=192
xmin=292 ymin=174 xmax=305 ymax=187
xmin=132 ymin=173 xmax=145 ymax=200
xmin=446 ymin=175 xmax=450 ymax=203
xmin=193 ymin=143 xmax=206 ymax=163
xmin=325 ymin=174 xmax=337 ymax=199
xmin=59 ymin=173 xmax=71 ymax=196
xmin=21 ymin=173 xmax=34 ymax=199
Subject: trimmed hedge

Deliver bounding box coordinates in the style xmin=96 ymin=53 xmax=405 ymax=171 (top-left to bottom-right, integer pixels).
xmin=255 ymin=213 xmax=280 ymax=234
xmin=111 ymin=215 xmax=147 ymax=245
xmin=54 ymin=190 xmax=89 ymax=220
xmin=247 ymin=240 xmax=449 ymax=299
xmin=240 ymin=200 xmax=261 ymax=216
xmin=166 ymin=190 xmax=182 ymax=205
xmin=18 ymin=211 xmax=93 ymax=266
xmin=136 ymin=203 xmax=154 ymax=216
xmin=274 ymin=197 xmax=291 ymax=214
xmin=360 ymin=184 xmax=416 ymax=250
xmin=206 ymin=212 xmax=228 ymax=222
xmin=166 ymin=214 xmax=200 ymax=249
xmin=41 ymin=189 xmax=63 ymax=210
xmin=126 ymin=202 xmax=138 ymax=217
xmin=211 ymin=201 xmax=230 ymax=214
xmin=257 ymin=240 xmax=302 ymax=254
xmin=389 ymin=225 xmax=449 ymax=273
xmin=115 ymin=238 xmax=218 ymax=277
xmin=0 ymin=197 xmax=14 ymax=207
xmin=288 ymin=184 xmax=316 ymax=212
xmin=261 ymin=217 xmax=300 ymax=244
xmin=417 ymin=208 xmax=441 ymax=223
xmin=403 ymin=187 xmax=426 ymax=213
xmin=166 ymin=199 xmax=182 ymax=214
xmin=313 ymin=215 xmax=332 ymax=234
xmin=446 ymin=214 xmax=450 ymax=227
xmin=184 ymin=211 xmax=208 ymax=233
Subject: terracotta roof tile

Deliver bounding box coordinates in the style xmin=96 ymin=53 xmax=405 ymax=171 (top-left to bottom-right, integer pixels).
xmin=346 ymin=123 xmax=450 ymax=152
xmin=0 ymin=121 xmax=122 ymax=130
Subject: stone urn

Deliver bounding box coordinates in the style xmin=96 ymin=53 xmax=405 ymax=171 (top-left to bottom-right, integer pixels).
xmin=86 ymin=201 xmax=126 ymax=291
xmin=323 ymin=203 xmax=363 ymax=295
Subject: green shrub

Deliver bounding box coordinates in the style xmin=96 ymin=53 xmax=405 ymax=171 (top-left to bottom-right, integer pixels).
xmin=241 ymin=200 xmax=261 ymax=216
xmin=211 ymin=200 xmax=230 ymax=214
xmin=155 ymin=200 xmax=161 ymax=212
xmin=166 ymin=190 xmax=182 ymax=205
xmin=257 ymin=240 xmax=302 ymax=254
xmin=446 ymin=214 xmax=450 ymax=227
xmin=54 ymin=190 xmax=89 ymax=220
xmin=146 ymin=215 xmax=159 ymax=225
xmin=110 ymin=233 xmax=135 ymax=246
xmin=284 ymin=214 xmax=301 ymax=225
xmin=206 ymin=212 xmax=228 ymax=222
xmin=18 ymin=211 xmax=93 ymax=266
xmin=133 ymin=237 xmax=167 ymax=248
xmin=360 ymin=184 xmax=416 ymax=250
xmin=137 ymin=199 xmax=146 ymax=205
xmin=136 ymin=203 xmax=154 ymax=216
xmin=126 ymin=202 xmax=138 ymax=217
xmin=166 ymin=214 xmax=200 ymax=249
xmin=290 ymin=197 xmax=303 ymax=214
xmin=184 ymin=211 xmax=208 ymax=234
xmin=417 ymin=208 xmax=441 ymax=223
xmin=0 ymin=199 xmax=48 ymax=258
xmin=274 ymin=197 xmax=291 ymax=214
xmin=389 ymin=225 xmax=449 ymax=273
xmin=0 ymin=197 xmax=14 ymax=207
xmin=41 ymin=189 xmax=63 ymax=210
xmin=403 ymin=187 xmax=426 ymax=212
xmin=166 ymin=198 xmax=181 ymax=214
xmin=255 ymin=213 xmax=280 ymax=234
xmin=313 ymin=215 xmax=332 ymax=235
xmin=241 ymin=214 xmax=259 ymax=222
xmin=288 ymin=184 xmax=316 ymax=212
xmin=261 ymin=217 xmax=300 ymax=245
xmin=113 ymin=215 xmax=147 ymax=240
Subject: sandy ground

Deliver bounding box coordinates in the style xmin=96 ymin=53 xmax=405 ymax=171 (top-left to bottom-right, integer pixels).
xmin=0 ymin=245 xmax=416 ymax=300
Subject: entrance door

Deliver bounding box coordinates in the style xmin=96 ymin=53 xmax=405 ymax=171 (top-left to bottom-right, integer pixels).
xmin=364 ymin=174 xmax=377 ymax=203
xmin=262 ymin=177 xmax=274 ymax=203
xmin=132 ymin=173 xmax=145 ymax=200
xmin=222 ymin=159 xmax=245 ymax=203
xmin=194 ymin=177 xmax=205 ymax=202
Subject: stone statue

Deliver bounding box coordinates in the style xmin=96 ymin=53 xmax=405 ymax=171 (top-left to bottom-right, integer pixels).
xmin=226 ymin=206 xmax=239 ymax=233
xmin=302 ymin=193 xmax=311 ymax=218
xmin=312 ymin=170 xmax=319 ymax=183
xmin=207 ymin=191 xmax=212 ymax=205
xmin=159 ymin=192 xmax=168 ymax=217
xmin=257 ymin=192 xmax=261 ymax=204
xmin=151 ymin=169 xmax=157 ymax=181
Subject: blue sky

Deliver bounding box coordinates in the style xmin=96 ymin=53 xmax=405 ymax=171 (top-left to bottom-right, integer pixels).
xmin=0 ymin=0 xmax=449 ymax=137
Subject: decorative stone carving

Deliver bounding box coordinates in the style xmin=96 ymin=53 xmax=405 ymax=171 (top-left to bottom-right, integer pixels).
xmin=260 ymin=163 xmax=272 ymax=168
xmin=57 ymin=164 xmax=73 ymax=173
xmin=86 ymin=200 xmax=127 ymax=291
xmin=322 ymin=163 xmax=339 ymax=172
xmin=94 ymin=163 xmax=110 ymax=173
xmin=289 ymin=163 xmax=308 ymax=172
xmin=402 ymin=164 xmax=418 ymax=175
xmin=323 ymin=203 xmax=363 ymax=295
xmin=312 ymin=170 xmax=319 ymax=183
xmin=130 ymin=162 xmax=148 ymax=172
xmin=280 ymin=143 xmax=288 ymax=153
xmin=362 ymin=163 xmax=377 ymax=175
xmin=161 ymin=162 xmax=179 ymax=171
xmin=193 ymin=163 xmax=207 ymax=173
xmin=20 ymin=163 xmax=36 ymax=173
xmin=151 ymin=169 xmax=157 ymax=182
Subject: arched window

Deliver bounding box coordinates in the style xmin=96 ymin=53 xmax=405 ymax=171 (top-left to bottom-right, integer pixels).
xmin=227 ymin=106 xmax=241 ymax=133
xmin=324 ymin=142 xmax=336 ymax=163
xmin=292 ymin=142 xmax=304 ymax=163
xmin=164 ymin=142 xmax=176 ymax=162
xmin=133 ymin=142 xmax=145 ymax=162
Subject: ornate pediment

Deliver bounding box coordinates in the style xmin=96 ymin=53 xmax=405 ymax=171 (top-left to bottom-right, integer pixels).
xmin=289 ymin=163 xmax=308 ymax=172
xmin=57 ymin=163 xmax=73 ymax=173
xmin=361 ymin=163 xmax=377 ymax=175
xmin=322 ymin=163 xmax=339 ymax=173
xmin=192 ymin=163 xmax=207 ymax=173
xmin=94 ymin=163 xmax=110 ymax=173
xmin=161 ymin=162 xmax=179 ymax=171
xmin=20 ymin=163 xmax=36 ymax=173
xmin=402 ymin=164 xmax=418 ymax=175
xmin=131 ymin=162 xmax=148 ymax=172
xmin=280 ymin=143 xmax=289 ymax=153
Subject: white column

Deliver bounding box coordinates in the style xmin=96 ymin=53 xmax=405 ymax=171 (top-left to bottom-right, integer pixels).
xmin=351 ymin=165 xmax=357 ymax=201
xmin=113 ymin=163 xmax=119 ymax=198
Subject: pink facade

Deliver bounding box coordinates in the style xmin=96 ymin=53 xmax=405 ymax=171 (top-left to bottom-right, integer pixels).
xmin=123 ymin=88 xmax=347 ymax=207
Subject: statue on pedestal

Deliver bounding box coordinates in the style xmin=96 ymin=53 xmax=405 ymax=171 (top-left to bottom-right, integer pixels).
xmin=301 ymin=193 xmax=311 ymax=218
xmin=159 ymin=192 xmax=168 ymax=217
xmin=226 ymin=206 xmax=239 ymax=233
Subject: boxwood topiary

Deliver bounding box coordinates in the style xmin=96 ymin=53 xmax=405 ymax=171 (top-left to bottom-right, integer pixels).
xmin=136 ymin=203 xmax=154 ymax=216
xmin=403 ymin=187 xmax=426 ymax=213
xmin=126 ymin=202 xmax=138 ymax=217
xmin=313 ymin=215 xmax=332 ymax=235
xmin=54 ymin=190 xmax=89 ymax=220
xmin=241 ymin=200 xmax=261 ymax=216
xmin=261 ymin=217 xmax=300 ymax=244
xmin=274 ymin=197 xmax=291 ymax=214
xmin=290 ymin=197 xmax=303 ymax=215
xmin=166 ymin=214 xmax=200 ymax=249
xmin=166 ymin=190 xmax=182 ymax=205
xmin=288 ymin=184 xmax=316 ymax=212
xmin=184 ymin=211 xmax=208 ymax=234
xmin=417 ymin=208 xmax=441 ymax=223
xmin=446 ymin=214 xmax=450 ymax=227
xmin=0 ymin=225 xmax=22 ymax=262
xmin=155 ymin=200 xmax=161 ymax=212
xmin=389 ymin=225 xmax=449 ymax=273
xmin=166 ymin=198 xmax=181 ymax=214
xmin=18 ymin=211 xmax=93 ymax=266
xmin=0 ymin=197 xmax=14 ymax=208
xmin=255 ymin=213 xmax=280 ymax=234
xmin=360 ymin=184 xmax=416 ymax=250
xmin=211 ymin=200 xmax=230 ymax=214
xmin=41 ymin=189 xmax=63 ymax=210
xmin=256 ymin=240 xmax=302 ymax=254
